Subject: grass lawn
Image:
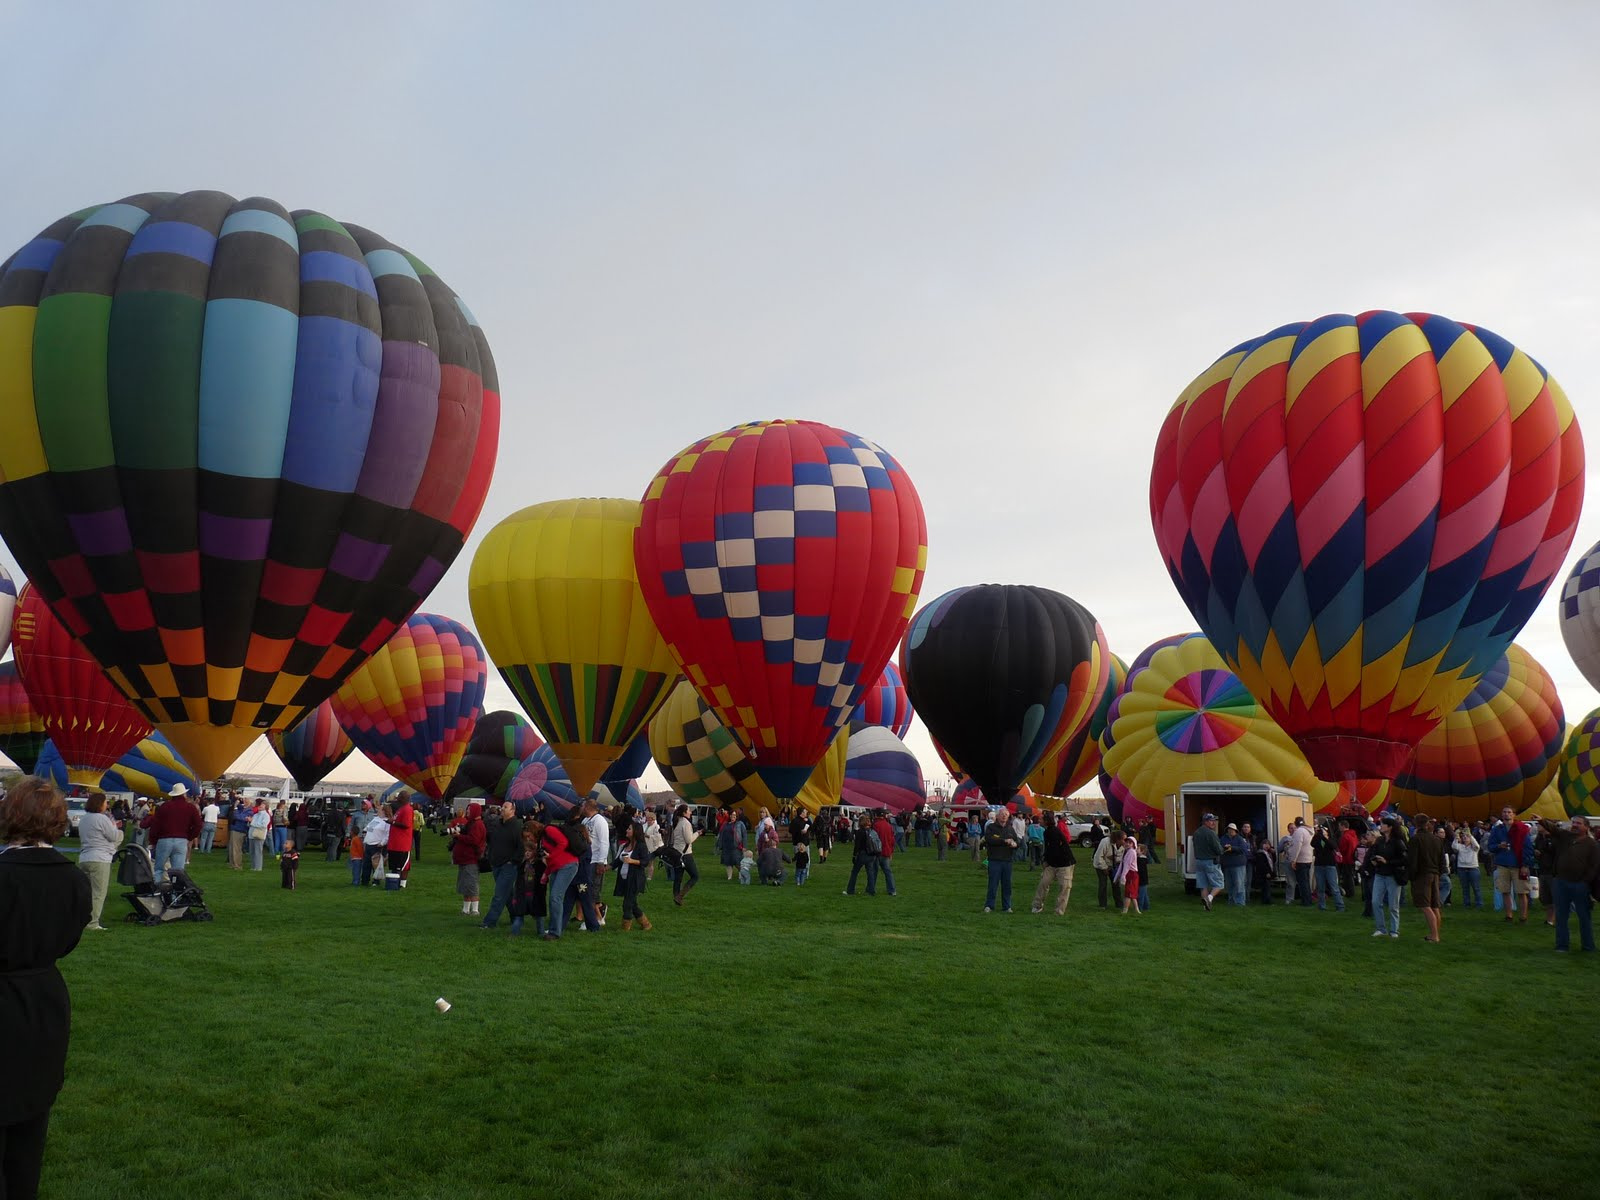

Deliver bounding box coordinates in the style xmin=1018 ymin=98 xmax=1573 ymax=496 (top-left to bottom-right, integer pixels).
xmin=44 ymin=839 xmax=1596 ymax=1200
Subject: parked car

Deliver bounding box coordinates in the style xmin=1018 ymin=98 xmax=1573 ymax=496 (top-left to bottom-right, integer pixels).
xmin=1067 ymin=813 xmax=1113 ymax=846
xmin=65 ymin=796 xmax=89 ymax=836
xmin=299 ymin=794 xmax=366 ymax=852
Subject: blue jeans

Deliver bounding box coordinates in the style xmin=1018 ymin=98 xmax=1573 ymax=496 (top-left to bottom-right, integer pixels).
xmin=1224 ymin=865 xmax=1246 ymax=905
xmin=1555 ymin=879 xmax=1595 ymax=951
xmin=563 ymin=861 xmax=602 ymax=931
xmin=1316 ymin=864 xmax=1344 ymax=911
xmin=1373 ymin=875 xmax=1400 ymax=934
xmin=199 ymin=824 xmax=216 ymax=854
xmin=871 ymin=855 xmax=896 ymax=896
xmin=349 ymin=851 xmax=364 ymax=886
xmin=249 ymin=836 xmax=266 ymax=870
xmin=153 ymin=838 xmax=188 ymax=879
xmin=795 ymin=865 xmax=808 ymax=886
xmin=1294 ymin=862 xmax=1314 ymax=904
xmin=985 ymin=860 xmax=1014 ymax=910
xmin=846 ymin=856 xmax=869 ymax=894
xmin=1439 ymin=873 xmax=1452 ymax=905
xmin=482 ymin=862 xmax=517 ymax=928
xmin=272 ymin=827 xmax=287 ymax=854
xmin=1458 ymin=867 xmax=1482 ymax=908
xmin=545 ymin=863 xmax=579 ymax=936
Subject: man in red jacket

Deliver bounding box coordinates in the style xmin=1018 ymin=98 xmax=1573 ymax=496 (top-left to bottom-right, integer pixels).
xmin=1336 ymin=819 xmax=1360 ymax=900
xmin=143 ymin=783 xmax=203 ymax=880
xmin=387 ymin=797 xmax=415 ymax=887
xmin=871 ymin=813 xmax=898 ymax=897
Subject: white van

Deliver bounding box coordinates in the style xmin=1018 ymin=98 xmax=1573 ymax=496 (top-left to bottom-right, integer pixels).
xmin=1164 ymin=781 xmax=1313 ymax=893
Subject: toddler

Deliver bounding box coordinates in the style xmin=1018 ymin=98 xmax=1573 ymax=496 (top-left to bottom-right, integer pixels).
xmin=794 ymin=843 xmax=810 ymax=886
xmin=738 ymin=849 xmax=754 ymax=885
xmin=279 ymin=839 xmax=300 ymax=891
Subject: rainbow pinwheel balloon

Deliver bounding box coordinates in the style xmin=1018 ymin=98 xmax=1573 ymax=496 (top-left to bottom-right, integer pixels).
xmin=1027 ymin=653 xmax=1128 ymax=799
xmin=0 ymin=192 xmax=499 ymax=780
xmin=1387 ymin=644 xmax=1563 ymax=822
xmin=269 ymin=700 xmax=355 ymax=792
xmin=0 ymin=660 xmax=47 ymax=772
xmin=12 ymin=585 xmax=150 ymax=786
xmin=1099 ymin=634 xmax=1389 ymax=830
xmin=470 ymin=498 xmax=680 ymax=796
xmin=648 ymin=679 xmax=848 ymax=818
xmin=37 ymin=729 xmax=198 ymax=800
xmin=506 ymin=743 xmax=581 ymax=818
xmin=901 ymin=585 xmax=1110 ymax=810
xmin=850 ymin=661 xmax=914 ymax=739
xmin=446 ymin=711 xmax=545 ymax=801
xmin=635 ymin=421 xmax=926 ymax=800
xmin=840 ymin=725 xmax=925 ymax=812
xmin=1151 ymin=312 xmax=1584 ymax=782
xmin=1555 ymin=712 xmax=1600 ymax=818
xmin=329 ymin=613 xmax=488 ymax=801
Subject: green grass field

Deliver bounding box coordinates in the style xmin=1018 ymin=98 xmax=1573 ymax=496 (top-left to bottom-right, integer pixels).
xmin=45 ymin=840 xmax=1596 ymax=1200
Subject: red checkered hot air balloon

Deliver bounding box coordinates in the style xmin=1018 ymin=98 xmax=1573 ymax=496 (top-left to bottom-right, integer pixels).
xmin=12 ymin=585 xmax=150 ymax=787
xmin=1151 ymin=312 xmax=1583 ymax=782
xmin=328 ymin=613 xmax=488 ymax=801
xmin=635 ymin=421 xmax=927 ymax=800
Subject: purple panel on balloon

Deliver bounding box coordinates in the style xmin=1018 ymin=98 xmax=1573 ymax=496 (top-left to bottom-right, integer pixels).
xmin=67 ymin=508 xmax=134 ymax=556
xmin=355 ymin=340 xmax=441 ymax=507
xmin=329 ymin=531 xmax=388 ymax=582
xmin=199 ymin=513 xmax=272 ymax=561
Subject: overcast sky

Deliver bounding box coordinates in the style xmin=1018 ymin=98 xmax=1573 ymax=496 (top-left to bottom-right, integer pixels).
xmin=3 ymin=1 xmax=1598 ymax=794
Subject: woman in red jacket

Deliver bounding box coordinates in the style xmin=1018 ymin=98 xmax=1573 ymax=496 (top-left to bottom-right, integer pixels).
xmin=540 ymin=823 xmax=579 ymax=940
xmin=451 ymin=803 xmax=488 ymax=917
xmin=386 ymin=799 xmax=415 ymax=887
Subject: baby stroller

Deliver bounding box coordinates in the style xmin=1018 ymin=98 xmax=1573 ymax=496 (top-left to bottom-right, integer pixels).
xmin=116 ymin=843 xmax=215 ymax=925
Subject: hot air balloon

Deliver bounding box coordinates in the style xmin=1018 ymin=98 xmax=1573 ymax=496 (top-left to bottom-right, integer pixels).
xmin=12 ymin=585 xmax=150 ymax=786
xmin=37 ymin=730 xmax=198 ymax=800
xmin=1558 ymin=539 xmax=1600 ymax=693
xmin=446 ymin=711 xmax=544 ymax=801
xmin=648 ymin=679 xmax=849 ymax=819
xmin=328 ymin=613 xmax=488 ymax=801
xmin=850 ymin=661 xmax=914 ymax=739
xmin=1026 ymin=653 xmax=1128 ymax=800
xmin=594 ymin=779 xmax=645 ymax=810
xmin=506 ymin=743 xmax=581 ymax=818
xmin=1386 ymin=645 xmax=1563 ymax=823
xmin=0 ymin=660 xmax=47 ymax=772
xmin=0 ymin=564 xmax=15 ymax=661
xmin=840 ymin=726 xmax=925 ymax=812
xmin=1521 ymin=778 xmax=1567 ymax=822
xmin=1152 ymin=312 xmax=1583 ymax=783
xmin=0 ymin=191 xmax=500 ymax=782
xmin=900 ymin=585 xmax=1110 ymax=811
xmin=949 ymin=778 xmax=1035 ymax=815
xmin=1555 ymin=712 xmax=1600 ymax=818
xmin=470 ymin=498 xmax=680 ymax=795
xmin=600 ymin=732 xmax=652 ymax=790
xmin=1098 ymin=634 xmax=1389 ymax=832
xmin=635 ymin=420 xmax=926 ymax=799
xmin=269 ymin=700 xmax=355 ymax=792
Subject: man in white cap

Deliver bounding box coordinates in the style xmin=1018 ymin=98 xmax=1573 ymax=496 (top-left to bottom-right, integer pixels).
xmin=142 ymin=782 xmax=203 ymax=879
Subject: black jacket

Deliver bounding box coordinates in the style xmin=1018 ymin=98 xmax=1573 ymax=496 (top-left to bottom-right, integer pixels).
xmin=486 ymin=817 xmax=524 ymax=869
xmin=0 ymin=846 xmax=91 ymax=1123
xmin=1043 ymin=824 xmax=1076 ymax=868
xmin=1312 ymin=828 xmax=1337 ymax=867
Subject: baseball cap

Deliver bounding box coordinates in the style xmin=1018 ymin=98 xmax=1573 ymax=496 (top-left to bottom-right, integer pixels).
xmin=1202 ymin=812 xmax=1217 ymax=821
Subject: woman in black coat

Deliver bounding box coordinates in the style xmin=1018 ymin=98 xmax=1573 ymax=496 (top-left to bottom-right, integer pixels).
xmin=1 ymin=777 xmax=91 ymax=1199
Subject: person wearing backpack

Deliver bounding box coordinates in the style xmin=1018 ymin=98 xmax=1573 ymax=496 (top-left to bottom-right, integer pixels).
xmin=843 ymin=815 xmax=878 ymax=896
xmin=871 ymin=812 xmax=898 ymax=897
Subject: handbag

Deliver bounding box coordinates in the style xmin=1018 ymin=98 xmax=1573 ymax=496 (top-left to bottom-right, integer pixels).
xmin=478 ymin=853 xmax=492 ymax=874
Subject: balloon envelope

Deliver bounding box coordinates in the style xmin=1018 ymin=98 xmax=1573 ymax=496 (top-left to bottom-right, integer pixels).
xmin=0 ymin=191 xmax=500 ymax=781
xmin=0 ymin=660 xmax=47 ymax=773
xmin=1387 ymin=645 xmax=1563 ymax=823
xmin=635 ymin=420 xmax=926 ymax=799
xmin=37 ymin=729 xmax=198 ymax=799
xmin=1027 ymin=653 xmax=1128 ymax=798
xmin=1558 ymin=539 xmax=1600 ymax=693
xmin=1151 ymin=312 xmax=1583 ymax=781
xmin=446 ymin=710 xmax=545 ymax=801
xmin=469 ymin=498 xmax=679 ymax=796
xmin=1555 ymin=711 xmax=1600 ymax=818
xmin=329 ymin=613 xmax=488 ymax=801
xmin=269 ymin=700 xmax=354 ymax=792
xmin=12 ymin=585 xmax=150 ymax=785
xmin=601 ymin=732 xmax=652 ymax=787
xmin=506 ymin=743 xmax=582 ymax=819
xmin=901 ymin=585 xmax=1110 ymax=808
xmin=850 ymin=661 xmax=914 ymax=739
xmin=841 ymin=726 xmax=925 ymax=812
xmin=950 ymin=778 xmax=1035 ymax=815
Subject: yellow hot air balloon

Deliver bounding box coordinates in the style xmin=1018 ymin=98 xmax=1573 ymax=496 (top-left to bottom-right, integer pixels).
xmin=649 ymin=680 xmax=848 ymax=819
xmin=469 ymin=499 xmax=680 ymax=796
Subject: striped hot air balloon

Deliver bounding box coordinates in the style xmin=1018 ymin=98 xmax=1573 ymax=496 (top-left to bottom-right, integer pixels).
xmin=0 ymin=660 xmax=48 ymax=772
xmin=840 ymin=726 xmax=925 ymax=812
xmin=269 ymin=700 xmax=354 ymax=792
xmin=849 ymin=661 xmax=914 ymax=739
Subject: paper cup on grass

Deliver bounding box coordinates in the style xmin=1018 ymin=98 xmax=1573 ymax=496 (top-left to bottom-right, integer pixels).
xmin=435 ymin=998 xmax=451 ymax=1014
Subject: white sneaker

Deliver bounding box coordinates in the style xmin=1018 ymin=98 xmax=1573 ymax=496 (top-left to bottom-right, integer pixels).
xmin=983 ymin=906 xmax=993 ymax=913
xmin=1371 ymin=930 xmax=1387 ymax=938
xmin=1388 ymin=932 xmax=1400 ymax=938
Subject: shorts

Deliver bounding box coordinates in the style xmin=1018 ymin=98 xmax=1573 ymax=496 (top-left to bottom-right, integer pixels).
xmin=1494 ymin=866 xmax=1529 ymax=895
xmin=1196 ymin=860 xmax=1224 ymax=890
xmin=1410 ymin=872 xmax=1440 ymax=909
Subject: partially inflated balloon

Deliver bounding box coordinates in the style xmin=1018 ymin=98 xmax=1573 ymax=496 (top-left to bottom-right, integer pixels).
xmin=329 ymin=614 xmax=488 ymax=801
xmin=37 ymin=730 xmax=198 ymax=799
xmin=0 ymin=660 xmax=47 ymax=772
xmin=12 ymin=585 xmax=149 ymax=785
xmin=1026 ymin=653 xmax=1128 ymax=798
xmin=0 ymin=192 xmax=500 ymax=780
xmin=1098 ymin=633 xmax=1388 ymax=830
xmin=1152 ymin=312 xmax=1583 ymax=781
xmin=636 ymin=421 xmax=926 ymax=799
xmin=841 ymin=726 xmax=925 ymax=812
xmin=446 ymin=711 xmax=545 ymax=801
xmin=901 ymin=585 xmax=1109 ymax=809
xmin=268 ymin=700 xmax=354 ymax=792
xmin=1387 ymin=645 xmax=1563 ymax=823
xmin=506 ymin=743 xmax=581 ymax=818
xmin=850 ymin=661 xmax=914 ymax=739
xmin=600 ymin=732 xmax=652 ymax=788
xmin=470 ymin=498 xmax=679 ymax=795
xmin=1555 ymin=713 xmax=1600 ymax=818
xmin=648 ymin=679 xmax=848 ymax=818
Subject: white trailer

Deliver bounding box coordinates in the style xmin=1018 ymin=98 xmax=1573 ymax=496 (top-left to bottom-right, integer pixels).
xmin=1164 ymin=781 xmax=1313 ymax=893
